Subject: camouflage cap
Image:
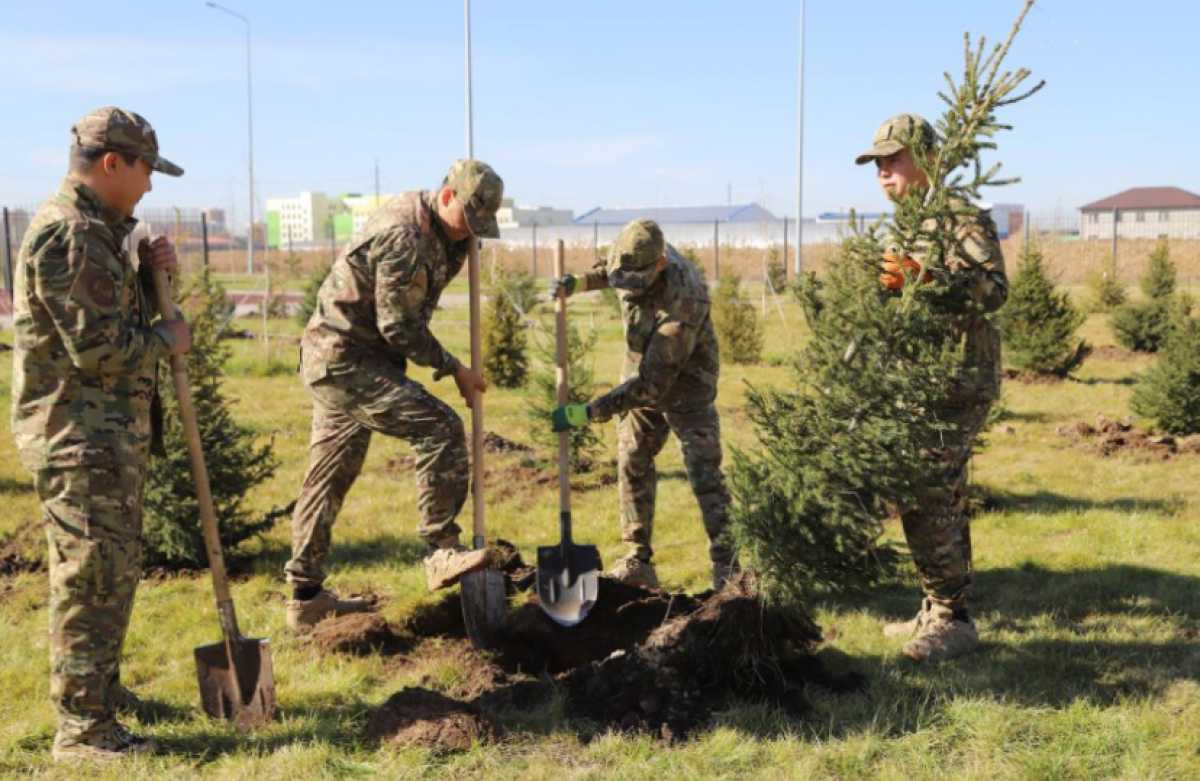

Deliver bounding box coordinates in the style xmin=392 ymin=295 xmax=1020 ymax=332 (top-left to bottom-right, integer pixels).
xmin=607 ymin=218 xmax=665 ymax=291
xmin=854 ymin=113 xmax=937 ymax=166
xmin=71 ymin=106 xmax=184 ymax=177
xmin=443 ymin=159 xmax=503 ymax=239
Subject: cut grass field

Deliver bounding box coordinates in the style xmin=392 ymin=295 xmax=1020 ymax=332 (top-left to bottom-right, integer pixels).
xmin=0 ymin=284 xmax=1197 ymax=779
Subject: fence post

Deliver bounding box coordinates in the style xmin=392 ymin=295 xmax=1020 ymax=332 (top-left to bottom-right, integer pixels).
xmin=1023 ymin=210 xmax=1030 ymax=248
xmin=2 ymin=207 xmax=13 ymax=294
xmin=782 ymin=217 xmax=789 ymax=283
xmin=531 ymin=222 xmax=538 ymax=277
xmin=713 ymin=219 xmax=720 ymax=280
xmin=1111 ymin=207 xmax=1119 ymax=265
xmin=201 ymin=212 xmax=210 ymax=268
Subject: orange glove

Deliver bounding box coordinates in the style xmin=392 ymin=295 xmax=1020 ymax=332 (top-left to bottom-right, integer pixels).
xmin=879 ymin=253 xmax=931 ymax=290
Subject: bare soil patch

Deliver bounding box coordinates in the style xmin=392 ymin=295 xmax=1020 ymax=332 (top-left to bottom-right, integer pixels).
xmin=1002 ymin=368 xmax=1067 ymax=385
xmin=367 ymin=687 xmax=500 ymax=752
xmin=0 ymin=521 xmax=45 ymax=576
xmin=337 ymin=544 xmax=855 ymax=743
xmin=1056 ymin=414 xmax=1200 ymax=459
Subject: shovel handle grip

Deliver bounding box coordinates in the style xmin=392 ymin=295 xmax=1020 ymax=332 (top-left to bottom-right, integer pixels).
xmin=554 ymin=241 xmax=572 ymax=519
xmin=151 ymin=267 xmax=240 ymax=636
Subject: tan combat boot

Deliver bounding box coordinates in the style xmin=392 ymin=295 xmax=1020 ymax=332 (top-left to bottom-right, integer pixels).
xmin=286 ymin=589 xmax=376 ymax=633
xmin=424 ymin=543 xmax=491 ymax=592
xmin=902 ymin=602 xmax=979 ymax=662
xmin=607 ymin=553 xmax=659 ymax=589
xmin=52 ymin=723 xmax=156 ymax=763
xmin=883 ymin=597 xmax=932 ymax=639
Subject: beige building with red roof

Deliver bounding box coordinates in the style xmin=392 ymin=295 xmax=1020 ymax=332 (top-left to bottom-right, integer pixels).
xmin=1080 ymin=186 xmax=1200 ymax=240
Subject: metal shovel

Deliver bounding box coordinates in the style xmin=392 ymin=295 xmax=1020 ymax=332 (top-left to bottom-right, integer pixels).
xmin=152 ymin=259 xmax=275 ymax=728
xmin=537 ymin=240 xmax=601 ymax=627
xmin=459 ymin=236 xmax=508 ymax=648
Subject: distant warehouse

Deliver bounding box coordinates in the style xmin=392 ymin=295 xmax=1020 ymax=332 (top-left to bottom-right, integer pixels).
xmin=1080 ymin=187 xmax=1200 ymax=240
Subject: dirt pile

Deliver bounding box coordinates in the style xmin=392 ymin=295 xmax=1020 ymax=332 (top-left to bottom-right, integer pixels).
xmin=310 ymin=612 xmax=409 ymax=656
xmin=1056 ymin=414 xmax=1200 ymax=459
xmin=0 ymin=521 xmax=46 ymax=576
xmin=344 ymin=545 xmax=852 ymax=745
xmin=367 ymin=687 xmax=500 ymax=752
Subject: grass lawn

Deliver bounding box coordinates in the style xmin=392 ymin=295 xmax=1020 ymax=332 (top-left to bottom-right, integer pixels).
xmin=0 ymin=284 xmax=1197 ymax=780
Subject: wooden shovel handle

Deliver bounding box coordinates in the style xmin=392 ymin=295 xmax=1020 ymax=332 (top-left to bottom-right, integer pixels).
xmin=467 ymin=240 xmax=487 ymax=550
xmin=554 ymin=240 xmax=571 ymax=516
xmin=151 ymin=266 xmax=240 ymax=640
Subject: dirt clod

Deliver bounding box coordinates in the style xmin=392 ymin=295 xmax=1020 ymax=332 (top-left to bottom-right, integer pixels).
xmin=310 ymin=613 xmax=410 ymax=656
xmin=483 ymin=431 xmax=533 ymax=454
xmin=368 ymin=687 xmax=500 ymax=752
xmin=1057 ymin=414 xmax=1191 ymax=460
xmin=0 ymin=522 xmax=45 ymax=576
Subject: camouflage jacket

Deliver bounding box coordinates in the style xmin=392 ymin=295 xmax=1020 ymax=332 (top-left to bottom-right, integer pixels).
xmin=898 ymin=199 xmax=1008 ymax=403
xmin=301 ymin=191 xmax=468 ymax=384
xmin=11 ymin=178 xmax=167 ymax=470
xmin=585 ymin=246 xmax=720 ymax=421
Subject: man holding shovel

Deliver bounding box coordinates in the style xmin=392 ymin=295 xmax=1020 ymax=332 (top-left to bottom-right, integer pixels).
xmin=11 ymin=107 xmax=190 ymax=761
xmin=856 ymin=113 xmax=1007 ymax=662
xmin=548 ymin=219 xmax=736 ymax=591
xmin=286 ymin=159 xmax=504 ymax=632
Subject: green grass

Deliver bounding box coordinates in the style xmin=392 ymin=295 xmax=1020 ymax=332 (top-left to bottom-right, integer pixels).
xmin=1 ymin=289 xmax=1198 ymax=779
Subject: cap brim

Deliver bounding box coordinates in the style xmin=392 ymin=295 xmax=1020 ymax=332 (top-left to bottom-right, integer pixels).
xmin=467 ymin=209 xmax=499 ymax=239
xmin=147 ymin=154 xmax=184 ymax=177
xmin=854 ymin=140 xmax=904 ymax=166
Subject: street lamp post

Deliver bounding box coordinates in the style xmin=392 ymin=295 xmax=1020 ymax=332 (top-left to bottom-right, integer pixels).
xmin=206 ymin=1 xmax=256 ymax=275
xmin=795 ymin=0 xmax=806 ymax=276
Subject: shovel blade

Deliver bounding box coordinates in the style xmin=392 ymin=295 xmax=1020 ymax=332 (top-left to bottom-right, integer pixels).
xmin=194 ymin=637 xmax=276 ymax=729
xmin=460 ymin=567 xmax=507 ymax=649
xmin=536 ymin=543 xmax=601 ymax=627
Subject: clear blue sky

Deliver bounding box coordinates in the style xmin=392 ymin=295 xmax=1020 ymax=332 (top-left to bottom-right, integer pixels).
xmin=2 ymin=1 xmax=1197 ymax=228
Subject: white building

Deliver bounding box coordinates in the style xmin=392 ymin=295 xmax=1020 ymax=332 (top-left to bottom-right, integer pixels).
xmin=1080 ymin=187 xmax=1200 ymax=240
xmin=265 ymin=191 xmax=335 ymax=248
xmin=496 ymin=198 xmax=573 ymax=229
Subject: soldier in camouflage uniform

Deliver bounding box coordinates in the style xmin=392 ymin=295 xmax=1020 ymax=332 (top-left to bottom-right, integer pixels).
xmin=857 ymin=113 xmax=1008 ymax=662
xmin=285 ymin=160 xmax=504 ymax=631
xmin=549 ymin=219 xmax=736 ymax=591
xmin=11 ymin=107 xmax=189 ymax=761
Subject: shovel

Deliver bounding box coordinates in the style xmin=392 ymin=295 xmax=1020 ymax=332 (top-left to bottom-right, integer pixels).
xmin=459 ymin=236 xmax=507 ymax=648
xmin=536 ymin=239 xmax=601 ymax=627
xmin=151 ymin=256 xmax=275 ymax=729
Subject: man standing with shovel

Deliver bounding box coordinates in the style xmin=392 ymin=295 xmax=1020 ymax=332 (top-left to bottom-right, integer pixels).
xmin=548 ymin=219 xmax=736 ymax=591
xmin=286 ymin=159 xmax=504 ymax=632
xmin=11 ymin=107 xmax=190 ymax=761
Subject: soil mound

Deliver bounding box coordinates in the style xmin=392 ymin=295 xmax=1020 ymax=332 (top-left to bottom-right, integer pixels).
xmin=1056 ymin=414 xmax=1200 ymax=459
xmin=1003 ymin=368 xmax=1066 ymax=385
xmin=483 ymin=431 xmax=532 ymax=454
xmin=344 ymin=547 xmax=852 ymax=742
xmin=310 ymin=612 xmax=410 ymax=656
xmin=367 ymin=687 xmax=500 ymax=752
xmin=0 ymin=521 xmax=45 ymax=576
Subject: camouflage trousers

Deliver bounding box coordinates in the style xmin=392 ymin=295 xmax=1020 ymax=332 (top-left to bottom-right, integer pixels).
xmin=899 ymin=399 xmax=993 ymax=610
xmin=37 ymin=463 xmax=146 ymax=745
xmin=617 ymin=404 xmax=733 ymax=568
xmin=286 ymin=359 xmax=468 ymax=589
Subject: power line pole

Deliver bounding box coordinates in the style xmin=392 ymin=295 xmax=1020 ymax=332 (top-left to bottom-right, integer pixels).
xmin=374 ymin=158 xmax=381 ymax=206
xmin=795 ymin=0 xmax=806 ymax=275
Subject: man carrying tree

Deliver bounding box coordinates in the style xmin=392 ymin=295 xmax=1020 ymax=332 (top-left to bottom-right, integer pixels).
xmin=285 ymin=160 xmax=503 ymax=632
xmin=12 ymin=107 xmax=191 ymax=761
xmin=547 ymin=218 xmax=736 ymax=591
xmin=856 ymin=113 xmax=1008 ymax=662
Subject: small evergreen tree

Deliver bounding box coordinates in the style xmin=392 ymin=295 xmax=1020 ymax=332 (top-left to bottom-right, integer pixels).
xmin=996 ymin=240 xmax=1089 ymax=376
xmin=1130 ymin=317 xmax=1200 ymax=435
xmin=729 ymin=2 xmax=1043 ymax=608
xmin=1111 ymin=238 xmax=1188 ymax=352
xmin=765 ymin=247 xmax=788 ymax=293
xmin=524 ymin=321 xmax=601 ymax=471
xmin=143 ymin=269 xmax=287 ymax=568
xmin=483 ymin=269 xmax=529 ymax=388
xmin=296 ymin=262 xmax=330 ymax=326
xmin=1086 ymin=252 xmax=1126 ymax=312
xmin=712 ymin=270 xmax=764 ymax=365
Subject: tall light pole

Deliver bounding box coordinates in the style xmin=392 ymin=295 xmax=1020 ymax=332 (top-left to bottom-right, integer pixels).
xmin=206 ymin=1 xmax=256 ymax=275
xmin=795 ymin=0 xmax=806 ymax=275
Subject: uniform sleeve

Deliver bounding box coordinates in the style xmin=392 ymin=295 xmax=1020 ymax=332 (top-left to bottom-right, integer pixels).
xmin=580 ymin=270 xmax=610 ymax=292
xmin=944 ymin=212 xmax=1009 ymax=314
xmin=374 ymin=229 xmax=460 ymax=377
xmin=590 ymin=315 xmax=698 ymax=422
xmin=34 ymin=227 xmax=169 ymax=375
